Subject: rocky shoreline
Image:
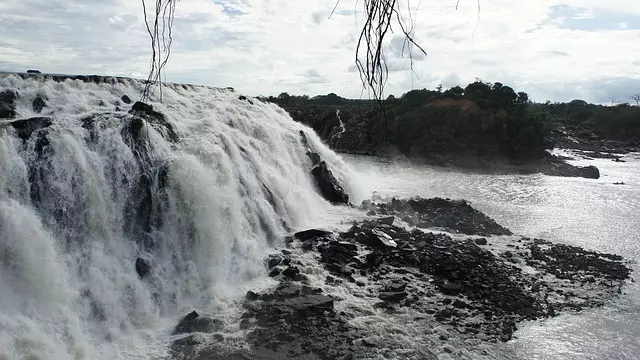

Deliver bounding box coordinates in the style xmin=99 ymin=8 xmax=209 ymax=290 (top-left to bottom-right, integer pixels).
xmin=281 ymin=105 xmax=620 ymax=180
xmin=170 ymin=197 xmax=632 ymax=360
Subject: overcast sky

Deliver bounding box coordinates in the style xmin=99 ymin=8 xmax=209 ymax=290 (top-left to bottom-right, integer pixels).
xmin=1 ymin=0 xmax=639 ymax=103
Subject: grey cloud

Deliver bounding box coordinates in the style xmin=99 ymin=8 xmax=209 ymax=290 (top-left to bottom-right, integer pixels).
xmin=545 ymin=50 xmax=570 ymax=57
xmin=0 ymin=0 xmax=149 ymax=74
xmin=301 ymin=68 xmax=327 ymax=84
xmin=388 ymin=35 xmax=426 ymax=61
xmin=312 ymin=11 xmax=325 ymax=25
xmin=441 ymin=73 xmax=461 ymax=88
xmin=302 ymin=69 xmax=322 ymax=78
xmin=385 ymin=59 xmax=412 ymax=72
xmin=471 ymin=57 xmax=500 ymax=66
xmin=486 ymin=75 xmax=640 ymax=104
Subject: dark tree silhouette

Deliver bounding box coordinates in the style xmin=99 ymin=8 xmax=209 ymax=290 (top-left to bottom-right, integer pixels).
xmin=630 ymin=93 xmax=640 ymax=106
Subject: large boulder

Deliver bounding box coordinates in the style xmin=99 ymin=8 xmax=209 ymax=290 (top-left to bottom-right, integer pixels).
xmin=299 ymin=130 xmax=350 ymax=205
xmin=577 ymin=165 xmax=600 ymax=179
xmin=311 ymin=161 xmax=349 ymax=204
xmin=9 ymin=117 xmax=53 ymax=141
xmin=294 ymin=228 xmax=333 ymax=241
xmin=32 ymin=97 xmax=46 ymax=113
xmin=173 ymin=311 xmax=224 ymax=335
xmin=128 ymin=101 xmax=179 ymax=143
xmin=0 ymin=90 xmax=18 ymax=119
xmin=135 ymin=258 xmax=151 ymax=278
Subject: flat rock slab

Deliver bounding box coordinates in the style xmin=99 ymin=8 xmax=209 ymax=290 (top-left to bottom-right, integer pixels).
xmin=366 ymin=197 xmax=512 ymax=236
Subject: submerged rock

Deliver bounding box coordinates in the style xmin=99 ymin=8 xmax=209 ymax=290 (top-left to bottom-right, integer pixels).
xmin=9 ymin=117 xmax=53 ymax=141
xmin=541 ymin=154 xmax=601 ymax=179
xmin=32 ymin=97 xmax=46 ymax=113
xmin=127 ymin=101 xmax=179 ymax=143
xmin=135 ymin=257 xmax=151 ymax=278
xmin=173 ymin=311 xmax=224 ymax=335
xmin=0 ymin=89 xmax=18 ymax=119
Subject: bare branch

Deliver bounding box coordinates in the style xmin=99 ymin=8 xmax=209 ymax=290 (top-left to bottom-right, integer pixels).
xmin=141 ymin=0 xmax=178 ymax=102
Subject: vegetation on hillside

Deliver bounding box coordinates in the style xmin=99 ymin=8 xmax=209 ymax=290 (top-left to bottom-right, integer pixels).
xmin=534 ymin=100 xmax=640 ymax=143
xmin=265 ymin=81 xmax=639 ymax=160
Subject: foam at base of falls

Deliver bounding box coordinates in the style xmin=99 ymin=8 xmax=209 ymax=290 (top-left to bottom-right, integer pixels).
xmin=0 ymin=73 xmax=362 ymax=360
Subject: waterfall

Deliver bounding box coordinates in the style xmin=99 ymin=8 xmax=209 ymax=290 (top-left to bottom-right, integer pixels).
xmin=0 ymin=73 xmax=361 ymax=360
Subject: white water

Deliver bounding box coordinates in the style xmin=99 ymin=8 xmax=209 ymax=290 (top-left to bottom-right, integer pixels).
xmin=0 ymin=74 xmax=363 ymax=360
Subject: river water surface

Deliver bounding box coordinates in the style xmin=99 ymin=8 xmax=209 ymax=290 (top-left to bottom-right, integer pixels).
xmin=342 ymin=151 xmax=640 ymax=360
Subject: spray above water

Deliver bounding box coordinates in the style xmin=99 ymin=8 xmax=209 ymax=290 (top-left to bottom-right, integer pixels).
xmin=0 ymin=73 xmax=360 ymax=360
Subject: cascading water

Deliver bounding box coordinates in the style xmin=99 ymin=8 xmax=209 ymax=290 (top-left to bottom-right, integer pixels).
xmin=0 ymin=73 xmax=362 ymax=360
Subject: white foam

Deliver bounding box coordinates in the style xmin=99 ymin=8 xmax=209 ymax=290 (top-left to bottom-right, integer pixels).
xmin=0 ymin=74 xmax=361 ymax=360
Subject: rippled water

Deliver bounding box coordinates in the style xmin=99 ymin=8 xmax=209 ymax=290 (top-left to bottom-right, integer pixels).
xmin=343 ymin=151 xmax=640 ymax=360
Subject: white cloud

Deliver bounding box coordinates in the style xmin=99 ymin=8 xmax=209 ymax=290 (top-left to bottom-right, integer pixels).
xmin=0 ymin=0 xmax=638 ymax=103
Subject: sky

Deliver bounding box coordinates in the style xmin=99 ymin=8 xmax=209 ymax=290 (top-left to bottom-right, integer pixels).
xmin=0 ymin=0 xmax=639 ymax=103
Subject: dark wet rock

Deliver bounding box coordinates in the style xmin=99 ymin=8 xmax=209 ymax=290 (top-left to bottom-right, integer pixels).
xmin=541 ymin=155 xmax=601 ymax=179
xmin=132 ymin=101 xmax=153 ymax=113
xmin=311 ymin=161 xmax=350 ymax=205
xmin=0 ymin=89 xmax=17 ymax=119
xmin=135 ymin=257 xmax=151 ymax=278
xmin=268 ymin=268 xmax=280 ymax=277
xmin=475 ymin=238 xmax=488 ymax=245
xmin=267 ymin=254 xmax=282 ymax=269
xmin=379 ymin=291 xmax=407 ymax=302
xmin=175 ymin=196 xmax=631 ymax=358
xmin=121 ymin=95 xmax=132 ymax=104
xmin=299 ymin=130 xmax=350 ymax=205
xmin=307 ymin=151 xmax=321 ymax=166
xmin=525 ymin=239 xmax=631 ymax=282
xmin=375 ymin=216 xmax=395 ymax=225
xmin=238 ymin=95 xmax=247 ymax=100
xmin=294 ymin=228 xmax=333 ymax=241
xmin=9 ymin=117 xmax=53 ymax=141
xmin=353 ymin=228 xmax=397 ymax=248
xmin=282 ymin=266 xmax=300 ymax=279
xmin=173 ymin=311 xmax=224 ymax=335
xmin=365 ymin=197 xmax=512 ymax=236
xmin=26 ymin=69 xmax=41 ymax=74
xmin=32 ymin=97 xmax=46 ymax=113
xmin=452 ymin=299 xmax=468 ymax=309
xmin=286 ymin=203 xmax=631 ymax=345
xmin=123 ymin=163 xmax=170 ymax=250
xmin=127 ymin=101 xmax=179 ymax=143
xmin=438 ymin=282 xmax=462 ymax=295
xmin=236 ymin=282 xmax=386 ymax=360
xmin=246 ymin=291 xmax=260 ymax=301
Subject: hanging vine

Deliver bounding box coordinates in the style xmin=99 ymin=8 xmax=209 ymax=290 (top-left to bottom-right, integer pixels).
xmin=140 ymin=0 xmax=178 ymax=102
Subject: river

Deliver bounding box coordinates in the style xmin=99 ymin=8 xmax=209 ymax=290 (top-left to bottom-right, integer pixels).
xmin=342 ymin=151 xmax=640 ymax=360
